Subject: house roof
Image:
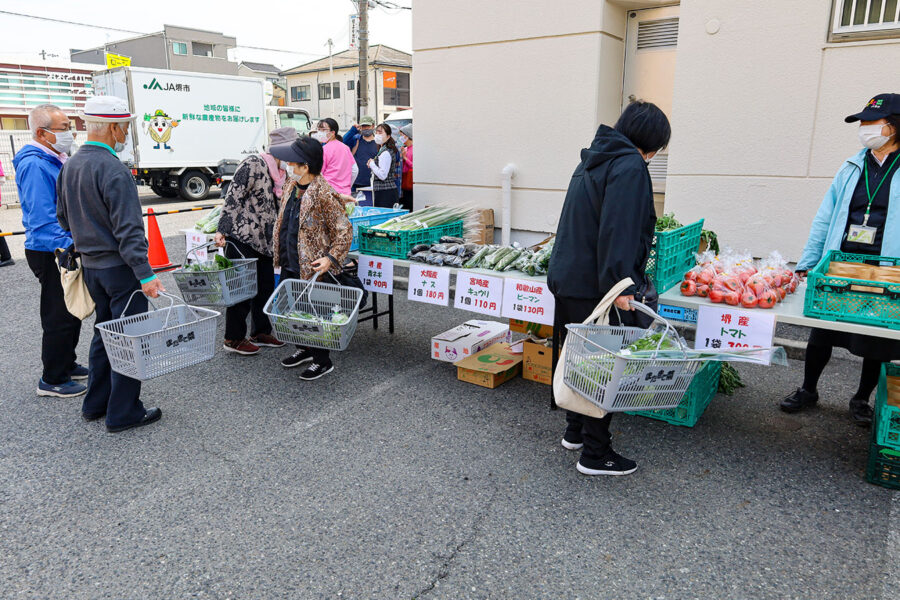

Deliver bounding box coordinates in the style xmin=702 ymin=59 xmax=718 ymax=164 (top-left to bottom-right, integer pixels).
xmin=281 ymin=45 xmax=411 ymax=75
xmin=240 ymin=61 xmax=281 ymax=74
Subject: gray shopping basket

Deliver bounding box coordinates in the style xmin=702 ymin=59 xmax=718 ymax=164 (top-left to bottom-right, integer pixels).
xmin=172 ymin=241 xmax=257 ymax=307
xmin=95 ymin=291 xmax=220 ymax=381
xmin=264 ymin=277 xmax=363 ymax=351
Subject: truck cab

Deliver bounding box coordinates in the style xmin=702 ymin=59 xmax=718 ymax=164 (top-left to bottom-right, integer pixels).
xmin=265 ymin=107 xmax=312 ymax=142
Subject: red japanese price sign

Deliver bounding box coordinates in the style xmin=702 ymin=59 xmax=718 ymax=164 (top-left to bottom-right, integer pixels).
xmin=695 ymin=305 xmax=776 ymax=362
xmin=408 ymin=264 xmax=450 ymax=306
xmin=454 ymin=273 xmax=503 ymax=317
xmin=501 ymin=278 xmax=555 ymax=326
xmin=358 ymin=254 xmax=394 ymax=295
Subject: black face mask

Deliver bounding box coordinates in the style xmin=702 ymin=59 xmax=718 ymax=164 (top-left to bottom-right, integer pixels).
xmin=360 ymin=128 xmax=374 ymax=138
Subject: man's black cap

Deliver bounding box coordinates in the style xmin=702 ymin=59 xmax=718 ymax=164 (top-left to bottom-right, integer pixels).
xmin=845 ymin=93 xmax=900 ymax=123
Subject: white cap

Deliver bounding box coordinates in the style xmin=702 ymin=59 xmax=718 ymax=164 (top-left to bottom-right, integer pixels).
xmin=81 ymin=96 xmax=136 ymax=123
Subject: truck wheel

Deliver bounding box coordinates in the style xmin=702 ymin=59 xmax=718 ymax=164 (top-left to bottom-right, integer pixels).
xmin=150 ymin=183 xmax=179 ymax=198
xmin=179 ymin=170 xmax=210 ymax=202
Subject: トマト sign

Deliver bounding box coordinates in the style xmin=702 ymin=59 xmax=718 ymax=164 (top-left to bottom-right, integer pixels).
xmin=358 ymin=255 xmax=393 ymax=295
xmin=408 ymin=264 xmax=450 ymax=306
xmin=501 ymin=278 xmax=555 ymax=326
xmin=454 ymin=273 xmax=503 ymax=317
xmin=695 ymin=305 xmax=776 ymax=363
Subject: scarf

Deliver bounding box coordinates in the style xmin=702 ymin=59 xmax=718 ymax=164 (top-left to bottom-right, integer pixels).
xmin=260 ymin=152 xmax=286 ymax=199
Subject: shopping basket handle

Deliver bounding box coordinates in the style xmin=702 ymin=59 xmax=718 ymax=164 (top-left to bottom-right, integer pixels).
xmin=627 ymin=300 xmax=690 ymax=357
xmin=119 ymin=289 xmax=176 ymax=320
xmin=224 ymin=240 xmax=246 ymax=259
xmin=286 ymin=278 xmax=320 ymax=319
xmin=183 ymin=240 xmax=217 ymax=267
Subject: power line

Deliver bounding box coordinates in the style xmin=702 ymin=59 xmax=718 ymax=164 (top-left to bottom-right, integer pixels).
xmin=0 ymin=10 xmax=327 ymax=59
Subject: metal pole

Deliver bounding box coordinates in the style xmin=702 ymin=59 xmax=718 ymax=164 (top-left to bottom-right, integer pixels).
xmin=327 ymin=38 xmax=335 ymax=119
xmin=358 ymin=0 xmax=369 ymax=120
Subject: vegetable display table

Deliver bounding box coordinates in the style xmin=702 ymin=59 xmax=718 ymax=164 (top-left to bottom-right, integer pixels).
xmin=658 ymin=283 xmax=900 ymax=341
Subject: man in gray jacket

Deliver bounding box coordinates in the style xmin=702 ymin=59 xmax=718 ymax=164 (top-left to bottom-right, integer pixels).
xmin=57 ymin=96 xmax=164 ymax=433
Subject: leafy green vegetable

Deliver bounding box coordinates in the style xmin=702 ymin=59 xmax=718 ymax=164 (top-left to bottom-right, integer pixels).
xmin=701 ymin=229 xmax=720 ymax=254
xmin=655 ymin=212 xmax=683 ymax=232
xmin=717 ymin=363 xmax=744 ymax=395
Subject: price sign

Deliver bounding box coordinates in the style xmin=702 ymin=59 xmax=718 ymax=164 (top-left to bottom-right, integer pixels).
xmin=358 ymin=254 xmax=394 ymax=295
xmin=501 ymin=278 xmax=555 ymax=326
xmin=695 ymin=305 xmax=776 ymax=363
xmin=454 ymin=273 xmax=503 ymax=317
xmin=185 ymin=230 xmax=209 ymax=262
xmin=408 ymin=264 xmax=450 ymax=306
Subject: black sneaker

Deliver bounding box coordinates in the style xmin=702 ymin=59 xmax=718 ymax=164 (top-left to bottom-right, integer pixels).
xmin=850 ymin=398 xmax=873 ymax=426
xmin=299 ymin=361 xmax=334 ymax=381
xmin=561 ymin=433 xmax=584 ymax=451
xmin=577 ymin=451 xmax=638 ymax=476
xmin=780 ymin=388 xmax=819 ymax=413
xmin=281 ymin=348 xmax=313 ymax=368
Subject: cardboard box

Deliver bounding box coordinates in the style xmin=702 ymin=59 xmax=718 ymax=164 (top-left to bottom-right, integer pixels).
xmin=887 ymin=376 xmax=900 ymax=407
xmin=455 ymin=343 xmax=523 ymax=389
xmin=431 ymin=320 xmax=511 ymax=362
xmin=467 ymin=209 xmax=494 ymax=245
xmin=522 ymin=340 xmax=552 ymax=385
xmin=509 ymin=318 xmax=553 ymax=339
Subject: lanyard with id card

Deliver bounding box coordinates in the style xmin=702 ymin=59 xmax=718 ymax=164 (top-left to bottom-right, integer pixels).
xmin=849 ymin=153 xmax=900 ymax=245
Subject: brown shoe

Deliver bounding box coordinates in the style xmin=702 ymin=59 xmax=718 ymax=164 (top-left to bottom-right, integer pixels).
xmin=223 ymin=339 xmax=260 ymax=355
xmin=250 ymin=333 xmax=285 ymax=348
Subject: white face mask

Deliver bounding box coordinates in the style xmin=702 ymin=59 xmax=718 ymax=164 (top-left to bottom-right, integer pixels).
xmin=398 ymin=134 xmax=408 ymax=145
xmin=43 ymin=129 xmax=74 ymax=155
xmin=859 ymin=123 xmax=892 ymax=151
xmin=113 ymin=124 xmax=127 ymax=153
xmin=374 ymin=134 xmax=386 ymax=145
xmin=313 ymin=131 xmax=329 ymax=144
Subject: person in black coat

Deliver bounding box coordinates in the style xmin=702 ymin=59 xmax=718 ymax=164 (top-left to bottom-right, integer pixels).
xmin=548 ymin=100 xmax=671 ymax=476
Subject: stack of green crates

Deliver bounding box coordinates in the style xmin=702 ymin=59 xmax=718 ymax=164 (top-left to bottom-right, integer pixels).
xmin=867 ymin=363 xmax=900 ymax=490
xmin=645 ymin=219 xmax=705 ymax=293
xmin=625 ymin=361 xmax=722 ymax=427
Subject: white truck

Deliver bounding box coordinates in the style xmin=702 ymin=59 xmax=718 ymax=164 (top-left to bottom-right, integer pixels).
xmin=92 ymin=66 xmax=310 ymax=201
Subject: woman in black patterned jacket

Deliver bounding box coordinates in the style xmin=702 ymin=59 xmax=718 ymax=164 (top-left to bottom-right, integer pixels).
xmin=214 ymin=127 xmax=298 ymax=355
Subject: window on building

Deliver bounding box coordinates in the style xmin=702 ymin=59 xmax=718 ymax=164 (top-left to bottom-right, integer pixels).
xmin=332 ymin=83 xmax=340 ymax=99
xmin=318 ymin=83 xmax=332 ymax=100
xmin=192 ymin=42 xmax=214 ymax=57
xmin=291 ymin=85 xmax=310 ymax=102
xmin=172 ymin=42 xmax=188 ymax=55
xmin=347 ymin=80 xmax=355 ymax=91
xmin=831 ymin=0 xmax=900 ymax=40
xmin=0 ymin=117 xmax=28 ymax=130
xmin=384 ymin=72 xmax=410 ymax=106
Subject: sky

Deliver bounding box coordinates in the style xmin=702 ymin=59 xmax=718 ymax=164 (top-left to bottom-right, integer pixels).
xmin=0 ymin=0 xmax=412 ymax=69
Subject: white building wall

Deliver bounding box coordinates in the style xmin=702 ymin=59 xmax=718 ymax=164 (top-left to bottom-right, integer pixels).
xmin=665 ymin=0 xmax=900 ymax=260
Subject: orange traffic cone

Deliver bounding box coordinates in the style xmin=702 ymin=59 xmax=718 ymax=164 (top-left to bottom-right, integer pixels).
xmin=146 ymin=208 xmax=175 ymax=272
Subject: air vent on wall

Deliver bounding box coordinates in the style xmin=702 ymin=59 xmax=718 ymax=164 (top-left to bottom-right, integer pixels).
xmin=637 ymin=17 xmax=679 ymax=50
xmin=647 ymin=154 xmax=668 ymax=183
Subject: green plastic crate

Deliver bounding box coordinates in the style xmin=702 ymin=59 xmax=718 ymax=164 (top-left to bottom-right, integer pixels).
xmin=646 ymin=219 xmax=704 ymax=294
xmin=875 ymin=364 xmax=900 ymax=450
xmin=625 ymin=360 xmax=721 ymax=427
xmin=348 ymin=207 xmax=409 ymax=251
xmin=866 ymin=425 xmax=900 ymax=491
xmin=804 ymin=250 xmax=900 ymax=330
xmin=358 ymin=220 xmax=464 ymax=259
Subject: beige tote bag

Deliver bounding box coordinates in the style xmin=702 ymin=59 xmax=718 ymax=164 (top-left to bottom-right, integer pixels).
xmin=58 ymin=253 xmax=95 ymax=320
xmin=552 ymin=278 xmax=634 ymax=419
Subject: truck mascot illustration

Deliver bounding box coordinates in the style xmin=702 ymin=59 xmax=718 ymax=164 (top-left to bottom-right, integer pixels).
xmin=144 ymin=109 xmax=179 ymax=150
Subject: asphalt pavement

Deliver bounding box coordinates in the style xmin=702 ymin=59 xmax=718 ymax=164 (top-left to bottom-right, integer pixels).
xmin=0 ymin=211 xmax=898 ymax=599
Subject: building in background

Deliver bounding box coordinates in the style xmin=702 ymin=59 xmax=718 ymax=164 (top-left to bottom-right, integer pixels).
xmin=71 ymin=25 xmax=238 ymax=76
xmin=281 ymin=45 xmax=411 ymax=128
xmin=413 ymin=0 xmax=900 ymax=258
xmin=238 ymin=61 xmax=287 ymax=106
xmin=0 ymin=56 xmax=95 ymax=130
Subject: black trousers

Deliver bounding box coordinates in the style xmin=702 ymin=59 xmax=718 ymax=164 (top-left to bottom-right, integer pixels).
xmin=223 ymin=237 xmax=275 ymax=341
xmin=400 ymin=187 xmax=413 ymax=211
xmin=0 ymin=230 xmax=10 ymax=261
xmin=373 ymin=186 xmax=399 ymax=209
xmin=280 ymin=269 xmax=331 ymax=365
xmin=82 ymin=265 xmax=147 ymax=427
xmin=25 ymin=249 xmax=82 ymax=384
xmin=552 ymin=295 xmax=614 ymax=461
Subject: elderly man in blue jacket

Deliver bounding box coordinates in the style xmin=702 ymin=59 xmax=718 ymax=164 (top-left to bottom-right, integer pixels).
xmin=14 ymin=103 xmax=87 ymax=399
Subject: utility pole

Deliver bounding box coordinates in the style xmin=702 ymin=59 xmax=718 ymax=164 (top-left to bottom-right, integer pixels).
xmin=327 ymin=38 xmax=335 ymax=120
xmin=358 ymin=0 xmax=369 ymax=121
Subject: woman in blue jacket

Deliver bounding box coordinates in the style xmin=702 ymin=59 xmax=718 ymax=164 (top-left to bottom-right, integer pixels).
xmin=783 ymin=93 xmax=900 ymax=424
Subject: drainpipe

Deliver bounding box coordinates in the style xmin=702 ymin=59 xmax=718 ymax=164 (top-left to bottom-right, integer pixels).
xmin=501 ymin=163 xmax=516 ymax=246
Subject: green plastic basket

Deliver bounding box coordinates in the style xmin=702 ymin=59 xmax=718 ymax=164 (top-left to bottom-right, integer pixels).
xmin=875 ymin=363 xmax=900 ymax=450
xmin=866 ymin=423 xmax=900 ymax=491
xmin=358 ymin=220 xmax=464 ymax=259
xmin=804 ymin=251 xmax=900 ymax=330
xmin=625 ymin=360 xmax=721 ymax=427
xmin=646 ymin=219 xmax=704 ymax=294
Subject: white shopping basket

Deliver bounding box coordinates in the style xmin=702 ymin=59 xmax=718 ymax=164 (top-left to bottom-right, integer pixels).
xmin=171 ymin=241 xmax=258 ymax=307
xmin=264 ymin=277 xmax=363 ymax=351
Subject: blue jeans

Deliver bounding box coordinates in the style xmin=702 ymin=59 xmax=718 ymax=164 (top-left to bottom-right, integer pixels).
xmin=83 ymin=265 xmax=148 ymax=427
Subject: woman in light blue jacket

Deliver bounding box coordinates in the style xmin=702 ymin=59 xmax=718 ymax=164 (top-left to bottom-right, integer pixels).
xmin=782 ymin=94 xmax=900 ymax=424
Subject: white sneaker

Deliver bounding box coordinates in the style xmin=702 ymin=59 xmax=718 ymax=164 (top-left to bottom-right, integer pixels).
xmin=561 ymin=438 xmax=583 ymax=451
